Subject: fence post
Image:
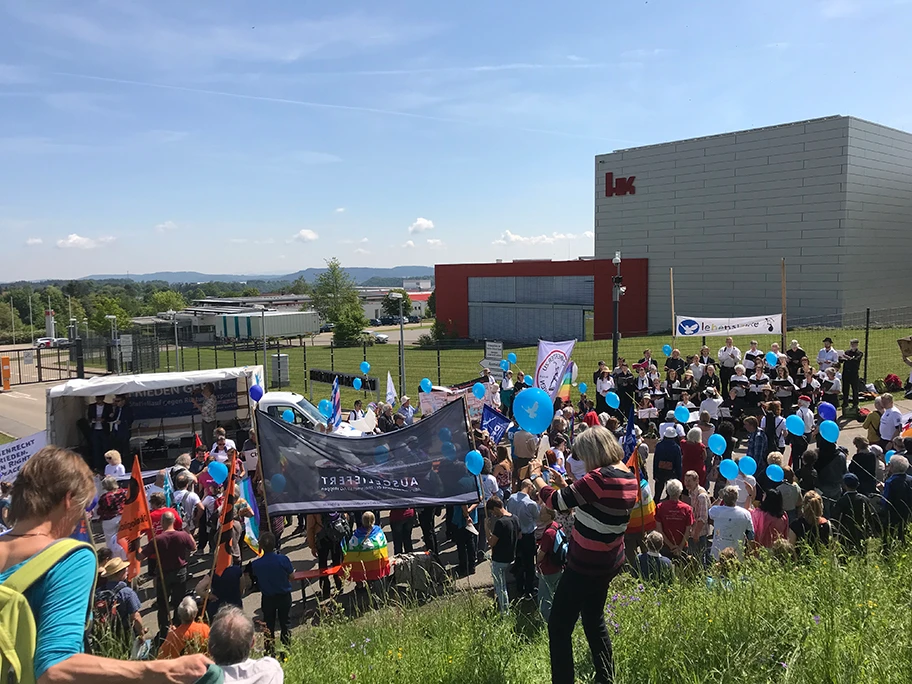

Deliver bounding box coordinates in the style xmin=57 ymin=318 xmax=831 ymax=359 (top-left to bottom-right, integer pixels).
xmin=254 ymin=343 xmax=258 ymax=367
xmin=436 ymin=341 xmax=442 ymax=386
xmin=864 ymin=307 xmax=870 ymax=381
xmin=75 ymin=338 xmax=85 ymax=379
xmin=330 ymin=342 xmax=335 ymax=372
xmin=214 ymin=337 xmax=219 ymax=369
xmin=300 ymin=335 xmax=307 ymax=395
xmin=232 ymin=338 xmax=237 ymax=366
xmin=36 ymin=348 xmax=43 ymax=383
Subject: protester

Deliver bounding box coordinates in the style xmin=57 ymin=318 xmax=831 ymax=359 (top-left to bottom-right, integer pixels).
xmin=0 ymin=446 xmax=210 ymax=683
xmin=529 ymin=426 xmax=638 ymax=684
xmin=776 ymin=466 xmax=802 ymax=523
xmin=879 ymin=393 xmax=903 ymax=450
xmin=452 ymin=499 xmax=479 ymax=578
xmin=103 ymin=450 xmax=126 ymax=477
xmin=159 ymin=595 xmax=210 ymax=659
xmin=389 ymin=507 xmax=416 ymax=556
xmin=849 ymin=436 xmax=878 ymax=496
xmin=94 ymin=557 xmax=145 ymax=647
xmin=832 ymin=473 xmax=877 ymax=553
xmin=788 ymin=490 xmax=832 ymax=550
xmin=743 ymin=416 xmax=768 ymax=467
xmin=636 ymin=531 xmax=673 ymax=583
xmin=147 ymin=510 xmax=197 ymax=641
xmin=172 ymin=474 xmax=204 ymax=540
xmin=506 ymin=478 xmax=539 ymax=597
xmin=485 ymin=495 xmax=519 ymax=614
xmin=750 ymin=489 xmax=788 ymax=548
xmin=708 ymin=485 xmax=754 ymax=559
xmin=653 ymin=427 xmax=683 ymax=500
xmin=97 ymin=475 xmax=127 ymax=553
xmin=535 ymin=506 xmax=565 ymax=621
xmin=397 ymin=396 xmax=417 ymax=425
xmin=880 ymin=454 xmax=912 ymax=546
xmin=209 ymin=606 xmax=285 ymax=683
xmin=680 ymin=427 xmax=708 ymax=487
xmin=251 ymin=531 xmax=295 ymax=657
xmin=654 ymin=479 xmax=694 ymax=559
xmin=684 ymin=470 xmax=710 ymax=559
xmin=205 ymin=558 xmax=251 ymax=620
xmin=862 ymin=397 xmax=884 ymax=445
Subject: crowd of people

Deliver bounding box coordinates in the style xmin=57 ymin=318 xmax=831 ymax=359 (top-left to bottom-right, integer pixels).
xmin=2 ymin=333 xmax=911 ymax=684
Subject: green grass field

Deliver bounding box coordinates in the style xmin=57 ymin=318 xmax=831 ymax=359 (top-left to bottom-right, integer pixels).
xmin=269 ymin=544 xmax=911 ymax=683
xmin=159 ymin=326 xmax=911 ymax=410
xmin=0 ymin=432 xmax=14 ymax=445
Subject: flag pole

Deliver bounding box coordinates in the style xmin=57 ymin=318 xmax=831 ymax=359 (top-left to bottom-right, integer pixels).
xmin=200 ymin=451 xmax=237 ymax=620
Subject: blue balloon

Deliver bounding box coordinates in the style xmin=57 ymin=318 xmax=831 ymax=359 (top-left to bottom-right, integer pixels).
xmin=512 ymin=387 xmax=553 ymax=435
xmin=351 ymin=377 xmax=361 ymax=390
xmin=507 ymin=352 xmax=517 ymax=364
xmin=249 ymin=384 xmax=264 ymax=402
xmin=819 ymin=419 xmax=840 ymax=444
xmin=85 ymin=495 xmax=98 ymax=513
xmin=739 ymin=456 xmax=757 ymax=476
xmin=465 ymin=449 xmax=484 ymax=476
xmin=318 ymin=399 xmax=332 ymax=418
xmin=270 ymin=473 xmax=286 ymax=494
xmin=674 ymin=405 xmax=691 ymax=424
xmin=662 ymin=344 xmax=673 ymax=357
xmin=360 ymin=361 xmax=371 ymax=374
xmin=708 ymin=433 xmax=727 ymax=456
xmin=472 ymin=382 xmax=486 ymax=400
xmin=578 ymin=382 xmax=588 ymax=395
xmin=786 ymin=414 xmax=806 ymax=436
xmin=886 ymin=450 xmax=896 ymax=464
xmin=765 ymin=351 xmax=779 ymax=367
xmin=818 ymin=402 xmax=837 ymax=422
xmin=281 ymin=409 xmax=295 ymax=423
xmin=441 ymin=441 xmax=457 ymax=461
xmin=420 ymin=377 xmax=433 ymax=393
xmin=207 ymin=461 xmax=229 ymax=485
xmin=438 ymin=427 xmax=452 ymax=443
xmin=766 ymin=464 xmax=784 ymax=483
xmin=719 ymin=459 xmax=738 ymax=481
xmin=606 ymin=392 xmax=620 ymax=409
xmin=524 ymin=375 xmax=534 ymax=387
xmin=499 ymin=359 xmax=510 ymax=371
xmin=374 ymin=445 xmax=390 ymax=464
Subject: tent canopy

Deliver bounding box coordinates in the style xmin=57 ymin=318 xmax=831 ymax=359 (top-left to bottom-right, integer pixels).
xmin=48 ymin=366 xmax=263 ymax=398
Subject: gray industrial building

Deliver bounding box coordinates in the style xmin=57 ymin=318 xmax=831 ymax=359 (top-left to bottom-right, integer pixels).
xmin=593 ymin=116 xmax=912 ymax=333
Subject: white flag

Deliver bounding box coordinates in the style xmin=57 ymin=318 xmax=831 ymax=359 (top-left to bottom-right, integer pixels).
xmin=386 ymin=371 xmax=398 ymax=408
xmin=534 ymin=339 xmax=576 ymax=400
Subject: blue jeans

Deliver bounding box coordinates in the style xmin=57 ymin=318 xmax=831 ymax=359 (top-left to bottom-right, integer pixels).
xmin=491 ymin=561 xmax=511 ymax=613
xmin=538 ymin=571 xmax=562 ymax=621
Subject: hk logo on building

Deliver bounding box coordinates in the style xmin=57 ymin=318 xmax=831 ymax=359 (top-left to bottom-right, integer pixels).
xmin=604 ymin=173 xmax=635 ymax=197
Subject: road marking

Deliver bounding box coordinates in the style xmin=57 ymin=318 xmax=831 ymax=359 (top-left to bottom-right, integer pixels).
xmin=0 ymin=391 xmax=38 ymax=401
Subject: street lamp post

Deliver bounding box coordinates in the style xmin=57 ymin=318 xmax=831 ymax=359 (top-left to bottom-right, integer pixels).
xmin=611 ymin=251 xmax=626 ymax=370
xmin=389 ymin=292 xmax=406 ymax=397
xmin=82 ymin=318 xmax=88 ymax=340
xmin=166 ymin=309 xmax=181 ymax=371
xmin=105 ymin=315 xmax=119 ymax=374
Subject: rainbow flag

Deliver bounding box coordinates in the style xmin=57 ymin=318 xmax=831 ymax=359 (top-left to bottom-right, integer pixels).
xmin=237 ymin=477 xmax=262 ymax=556
xmin=557 ymin=361 xmax=575 ymax=403
xmin=344 ymin=525 xmax=391 ymax=581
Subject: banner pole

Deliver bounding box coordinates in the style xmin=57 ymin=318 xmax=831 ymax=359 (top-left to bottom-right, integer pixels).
xmin=781 ymin=257 xmax=787 ymax=351
xmin=462 ymin=396 xmax=483 ymax=504
xmin=669 ymin=267 xmax=676 ymax=344
xmin=201 ymin=451 xmax=237 ymax=620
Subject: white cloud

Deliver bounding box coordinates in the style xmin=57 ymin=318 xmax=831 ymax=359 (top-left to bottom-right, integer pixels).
xmin=56 ymin=233 xmax=115 ymax=249
xmin=339 ymin=237 xmax=369 ymax=245
xmin=492 ymin=230 xmax=591 ymax=246
xmin=229 ymin=237 xmax=274 ymax=245
xmin=408 ymin=217 xmax=434 ymax=234
xmin=335 ymin=207 xmax=346 ymax=213
xmin=402 ymin=240 xmax=415 ymax=248
xmin=292 ymin=229 xmax=319 ymax=243
xmin=620 ymin=48 xmax=670 ymax=59
xmin=155 ymin=220 xmax=178 ymax=232
xmin=354 ymin=248 xmax=370 ymax=255
xmin=426 ymin=239 xmax=443 ymax=248
xmin=819 ymin=0 xmax=863 ymax=18
xmin=25 ymin=237 xmax=43 ymax=245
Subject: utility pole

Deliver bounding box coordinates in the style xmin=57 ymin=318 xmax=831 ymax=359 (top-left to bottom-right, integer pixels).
xmin=389 ymin=292 xmax=406 ymax=396
xmin=28 ymin=292 xmax=34 ymax=344
xmin=611 ymin=252 xmax=626 ymax=369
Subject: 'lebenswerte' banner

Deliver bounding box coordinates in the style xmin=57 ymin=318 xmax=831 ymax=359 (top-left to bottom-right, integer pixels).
xmin=676 ymin=314 xmax=782 ymax=338
xmin=535 ymin=339 xmax=576 ymax=400
xmin=257 ymin=398 xmax=479 ymax=514
xmin=0 ymin=431 xmax=47 ymax=481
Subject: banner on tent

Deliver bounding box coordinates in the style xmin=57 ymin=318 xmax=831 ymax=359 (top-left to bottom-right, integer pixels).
xmin=129 ymin=380 xmax=239 ymax=420
xmin=675 ymin=314 xmax=782 ymax=338
xmin=0 ymin=431 xmax=47 ymax=481
xmin=257 ymin=398 xmax=479 ymax=513
xmin=534 ymin=340 xmax=576 ymax=400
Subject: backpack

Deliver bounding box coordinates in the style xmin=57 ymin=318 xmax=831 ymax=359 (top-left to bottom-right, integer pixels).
xmin=551 ymin=524 xmax=569 ymax=568
xmin=320 ymin=512 xmax=351 ymax=545
xmin=0 ymin=539 xmax=94 ymax=684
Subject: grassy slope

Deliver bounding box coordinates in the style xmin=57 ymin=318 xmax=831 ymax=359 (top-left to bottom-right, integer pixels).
xmin=0 ymin=432 xmax=14 ymax=445
xmin=280 ymin=545 xmax=912 ymax=683
xmin=161 ymin=327 xmax=911 ymax=408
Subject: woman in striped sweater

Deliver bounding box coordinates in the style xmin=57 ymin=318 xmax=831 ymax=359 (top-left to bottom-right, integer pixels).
xmin=529 ymin=426 xmax=639 ymax=684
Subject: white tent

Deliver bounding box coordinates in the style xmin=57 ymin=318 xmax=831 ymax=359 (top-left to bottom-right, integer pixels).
xmin=47 ymin=366 xmax=263 ymax=450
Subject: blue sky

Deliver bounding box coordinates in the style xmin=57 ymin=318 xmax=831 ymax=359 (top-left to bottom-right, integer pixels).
xmin=1 ymin=0 xmax=910 ymax=280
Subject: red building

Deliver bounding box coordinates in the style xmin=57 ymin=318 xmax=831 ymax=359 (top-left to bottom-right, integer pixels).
xmin=434 ymin=259 xmax=648 ymax=343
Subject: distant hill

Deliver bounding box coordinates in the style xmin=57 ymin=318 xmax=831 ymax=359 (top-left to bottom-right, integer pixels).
xmin=80 ymin=266 xmax=434 ymax=285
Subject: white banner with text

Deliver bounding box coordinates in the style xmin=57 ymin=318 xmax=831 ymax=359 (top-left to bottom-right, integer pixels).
xmin=676 ymin=314 xmax=782 ymax=338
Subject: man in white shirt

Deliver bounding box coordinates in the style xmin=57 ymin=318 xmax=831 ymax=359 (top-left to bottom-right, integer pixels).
xmin=209 ymin=606 xmax=284 ymax=683
xmin=817 ymin=337 xmax=839 ymax=372
xmin=397 ymin=396 xmax=417 ymax=425
xmin=658 ymin=411 xmax=686 ymax=439
xmin=717 ymin=337 xmax=742 ymax=398
xmin=879 ymin=393 xmax=904 ymax=450
xmin=348 ymin=400 xmax=366 ymax=423
xmin=699 ymin=388 xmax=723 ymax=421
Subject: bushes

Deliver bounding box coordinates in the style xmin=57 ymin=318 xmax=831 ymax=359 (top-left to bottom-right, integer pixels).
xmin=281 ymin=545 xmax=912 ymax=683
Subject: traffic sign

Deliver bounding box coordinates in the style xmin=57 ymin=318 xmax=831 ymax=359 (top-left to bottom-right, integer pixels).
xmin=485 ymin=340 xmax=503 ymax=360
xmin=120 ymin=334 xmax=134 ymax=362
xmin=479 ymin=358 xmax=504 ymax=380
xmin=23 ymin=350 xmax=34 ymax=366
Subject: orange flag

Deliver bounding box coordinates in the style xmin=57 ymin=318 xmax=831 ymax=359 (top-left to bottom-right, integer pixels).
xmin=117 ymin=457 xmax=152 ymax=580
xmin=214 ymin=453 xmax=239 ymax=577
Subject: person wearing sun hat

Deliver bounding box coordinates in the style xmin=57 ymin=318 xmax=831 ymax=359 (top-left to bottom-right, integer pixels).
xmin=397 ymin=396 xmax=417 ymax=425
xmin=653 ymin=426 xmax=683 ymax=500
xmin=95 ymin=557 xmax=146 ymax=645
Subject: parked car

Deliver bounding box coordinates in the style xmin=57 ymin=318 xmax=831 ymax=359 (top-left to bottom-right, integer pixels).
xmin=362 ymin=330 xmax=389 ymax=344
xmin=53 ymin=338 xmax=72 ymax=348
xmin=379 ymin=316 xmax=395 ymax=326
xmin=369 ymin=318 xmax=381 ymax=327
xmin=407 ymin=315 xmax=420 ymax=324
xmin=319 ymin=323 xmax=335 ymax=333
xmin=35 ymin=337 xmax=55 ymax=349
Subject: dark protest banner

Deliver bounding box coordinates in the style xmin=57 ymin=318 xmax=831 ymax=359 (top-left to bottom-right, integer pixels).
xmin=257 ymin=398 xmax=480 ymax=514
xmin=128 ymin=380 xmax=239 ymax=421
